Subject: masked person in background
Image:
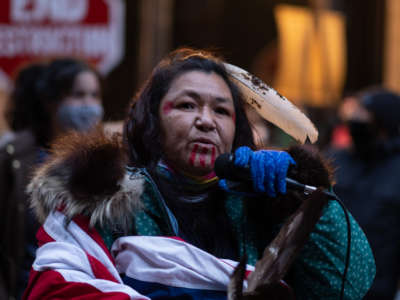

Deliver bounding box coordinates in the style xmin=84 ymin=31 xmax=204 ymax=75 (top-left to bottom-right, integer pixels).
xmin=328 ymin=88 xmax=400 ymax=300
xmin=0 ymin=58 xmax=103 ymax=299
xmin=24 ymin=48 xmax=375 ymax=300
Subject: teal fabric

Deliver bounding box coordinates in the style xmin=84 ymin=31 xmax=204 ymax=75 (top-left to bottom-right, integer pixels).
xmin=292 ymin=200 xmax=376 ymax=299
xmin=100 ymin=168 xmax=375 ymax=299
xmin=224 ymin=194 xmax=259 ymax=265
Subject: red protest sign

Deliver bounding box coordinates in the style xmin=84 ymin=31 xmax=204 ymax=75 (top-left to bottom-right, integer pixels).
xmin=0 ymin=0 xmax=125 ymax=86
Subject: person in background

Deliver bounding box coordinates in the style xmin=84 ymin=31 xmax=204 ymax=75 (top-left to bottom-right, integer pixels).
xmin=328 ymin=88 xmax=400 ymax=300
xmin=0 ymin=58 xmax=104 ymax=299
xmin=24 ymin=48 xmax=374 ymax=299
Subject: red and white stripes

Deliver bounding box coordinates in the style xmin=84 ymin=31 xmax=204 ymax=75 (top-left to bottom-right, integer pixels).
xmin=24 ymin=211 xmax=254 ymax=299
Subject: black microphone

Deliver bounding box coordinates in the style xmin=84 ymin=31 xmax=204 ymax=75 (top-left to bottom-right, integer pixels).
xmin=214 ymin=153 xmax=336 ymax=198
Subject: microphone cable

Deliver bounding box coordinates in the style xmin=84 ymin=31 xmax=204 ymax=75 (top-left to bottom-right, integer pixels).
xmin=328 ymin=191 xmax=351 ymax=300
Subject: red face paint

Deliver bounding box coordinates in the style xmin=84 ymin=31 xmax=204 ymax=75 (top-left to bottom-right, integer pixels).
xmin=162 ymin=101 xmax=174 ymax=115
xmin=199 ymin=146 xmax=208 ymax=167
xmin=210 ymin=146 xmax=216 ymax=166
xmin=189 ymin=144 xmax=198 ymax=166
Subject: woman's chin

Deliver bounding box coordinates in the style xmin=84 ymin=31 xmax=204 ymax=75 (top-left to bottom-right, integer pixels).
xmin=181 ymin=165 xmax=215 ymax=178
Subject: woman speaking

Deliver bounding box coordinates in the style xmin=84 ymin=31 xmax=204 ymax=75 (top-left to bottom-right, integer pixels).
xmin=24 ymin=48 xmax=375 ymax=300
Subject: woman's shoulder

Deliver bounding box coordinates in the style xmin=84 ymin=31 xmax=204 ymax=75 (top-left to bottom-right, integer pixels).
xmin=28 ymin=127 xmax=146 ymax=231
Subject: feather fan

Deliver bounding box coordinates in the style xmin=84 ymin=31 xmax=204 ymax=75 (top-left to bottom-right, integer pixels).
xmin=224 ymin=63 xmax=318 ymax=144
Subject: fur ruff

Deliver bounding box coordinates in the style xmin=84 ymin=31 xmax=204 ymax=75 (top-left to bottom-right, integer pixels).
xmin=267 ymin=145 xmax=335 ymax=223
xmin=287 ymin=145 xmax=334 ymax=187
xmin=28 ymin=128 xmax=144 ymax=231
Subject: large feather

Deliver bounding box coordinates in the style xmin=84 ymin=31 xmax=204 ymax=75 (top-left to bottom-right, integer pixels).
xmin=224 ymin=63 xmax=318 ymax=144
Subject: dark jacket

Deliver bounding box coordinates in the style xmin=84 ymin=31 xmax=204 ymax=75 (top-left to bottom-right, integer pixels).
xmin=0 ymin=130 xmax=39 ymax=299
xmin=329 ymin=138 xmax=400 ymax=300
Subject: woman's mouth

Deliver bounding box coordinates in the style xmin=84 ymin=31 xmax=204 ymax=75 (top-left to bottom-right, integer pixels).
xmin=193 ymin=138 xmax=215 ymax=146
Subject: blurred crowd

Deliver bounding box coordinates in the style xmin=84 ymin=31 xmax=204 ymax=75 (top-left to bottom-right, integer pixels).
xmin=326 ymin=88 xmax=400 ymax=300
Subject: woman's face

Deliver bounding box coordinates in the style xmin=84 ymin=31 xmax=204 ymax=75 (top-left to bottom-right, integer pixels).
xmin=159 ymin=70 xmax=236 ymax=176
xmin=54 ymin=70 xmax=103 ymax=133
xmin=64 ymin=71 xmax=101 ymax=106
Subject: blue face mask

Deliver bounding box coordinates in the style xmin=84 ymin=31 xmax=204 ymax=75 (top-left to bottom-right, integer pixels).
xmin=56 ymin=103 xmax=104 ymax=132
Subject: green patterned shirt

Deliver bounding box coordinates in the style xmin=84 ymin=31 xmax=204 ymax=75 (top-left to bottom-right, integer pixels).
xmin=100 ymin=169 xmax=375 ymax=299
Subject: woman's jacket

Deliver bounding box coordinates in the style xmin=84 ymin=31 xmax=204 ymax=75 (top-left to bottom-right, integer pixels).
xmin=23 ymin=130 xmax=375 ymax=300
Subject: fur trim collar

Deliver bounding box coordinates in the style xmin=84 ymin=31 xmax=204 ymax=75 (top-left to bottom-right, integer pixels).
xmin=28 ymin=128 xmax=144 ymax=231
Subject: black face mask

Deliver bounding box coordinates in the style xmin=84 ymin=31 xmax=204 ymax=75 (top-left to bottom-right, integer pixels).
xmin=347 ymin=120 xmax=378 ymax=160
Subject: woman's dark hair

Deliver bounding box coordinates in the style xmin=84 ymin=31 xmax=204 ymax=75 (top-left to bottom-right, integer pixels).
xmin=6 ymin=62 xmax=46 ymax=135
xmin=6 ymin=58 xmax=101 ymax=147
xmin=124 ymin=47 xmax=255 ymax=169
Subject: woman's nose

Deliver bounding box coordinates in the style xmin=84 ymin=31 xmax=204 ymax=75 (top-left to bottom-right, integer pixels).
xmin=83 ymin=93 xmax=101 ymax=105
xmin=195 ymin=107 xmax=216 ymax=131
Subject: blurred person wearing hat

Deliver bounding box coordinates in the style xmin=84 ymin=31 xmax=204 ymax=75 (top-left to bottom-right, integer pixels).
xmin=328 ymin=88 xmax=400 ymax=300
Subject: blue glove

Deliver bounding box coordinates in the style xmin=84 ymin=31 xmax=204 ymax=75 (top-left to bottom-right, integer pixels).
xmin=220 ymin=146 xmax=296 ymax=197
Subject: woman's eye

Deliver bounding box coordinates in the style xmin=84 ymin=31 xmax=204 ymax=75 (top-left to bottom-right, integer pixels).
xmin=71 ymin=91 xmax=85 ymax=98
xmin=91 ymin=91 xmax=101 ymax=99
xmin=215 ymin=107 xmax=230 ymax=116
xmin=177 ymin=102 xmax=195 ymax=110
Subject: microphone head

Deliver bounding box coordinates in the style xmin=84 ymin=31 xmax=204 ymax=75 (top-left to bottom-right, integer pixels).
xmin=214 ymin=153 xmax=234 ymax=179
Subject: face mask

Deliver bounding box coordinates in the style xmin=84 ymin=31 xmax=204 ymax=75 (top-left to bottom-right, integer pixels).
xmin=347 ymin=120 xmax=377 ymax=159
xmin=56 ymin=103 xmax=104 ymax=132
